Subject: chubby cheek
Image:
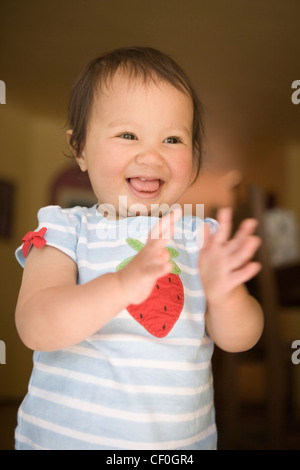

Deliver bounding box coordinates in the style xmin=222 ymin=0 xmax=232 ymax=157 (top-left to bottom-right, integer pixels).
xmin=172 ymin=157 xmax=194 ymax=187
xmin=91 ymin=160 xmax=127 ymax=202
xmin=90 ymin=145 xmax=121 ymax=176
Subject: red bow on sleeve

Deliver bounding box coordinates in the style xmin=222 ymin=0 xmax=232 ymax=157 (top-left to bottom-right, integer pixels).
xmin=22 ymin=227 xmax=47 ymax=258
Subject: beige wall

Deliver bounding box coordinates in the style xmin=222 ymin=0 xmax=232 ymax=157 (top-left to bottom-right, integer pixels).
xmin=0 ymin=104 xmax=68 ymax=399
xmin=0 ymin=104 xmax=31 ymax=399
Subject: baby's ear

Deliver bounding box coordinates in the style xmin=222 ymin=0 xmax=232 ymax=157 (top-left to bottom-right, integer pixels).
xmin=66 ymin=129 xmax=73 ymax=146
xmin=66 ymin=130 xmax=87 ymax=172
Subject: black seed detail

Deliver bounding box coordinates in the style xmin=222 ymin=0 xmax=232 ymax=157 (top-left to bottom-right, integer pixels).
xmin=164 ymin=306 xmax=167 ymax=311
xmin=168 ymin=277 xmax=171 ymax=282
xmin=156 ymin=284 xmax=159 ymax=289
xmin=140 ymin=314 xmax=143 ymax=319
xmin=177 ymin=295 xmax=180 ymax=300
xmin=162 ymin=324 xmax=166 ymax=330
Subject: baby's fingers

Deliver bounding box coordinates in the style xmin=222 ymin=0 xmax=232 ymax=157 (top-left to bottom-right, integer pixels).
xmin=142 ymin=243 xmax=173 ymax=278
xmin=226 ymin=218 xmax=259 ymax=256
xmin=227 ymin=235 xmax=261 ymax=271
xmin=229 ymin=261 xmax=262 ymax=287
xmin=214 ymin=207 xmax=233 ymax=244
xmin=233 ymin=218 xmax=259 ymax=242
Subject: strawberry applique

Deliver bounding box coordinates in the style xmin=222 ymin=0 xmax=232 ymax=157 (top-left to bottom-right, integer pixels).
xmin=116 ymin=238 xmax=184 ymax=338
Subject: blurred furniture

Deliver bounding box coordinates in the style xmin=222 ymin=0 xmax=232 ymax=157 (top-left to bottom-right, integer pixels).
xmin=275 ymin=262 xmax=300 ymax=306
xmin=244 ymin=185 xmax=286 ymax=448
xmin=214 ymin=184 xmax=300 ymax=449
xmin=0 ymin=179 xmax=15 ymax=238
xmin=49 ymin=164 xmax=96 ymax=207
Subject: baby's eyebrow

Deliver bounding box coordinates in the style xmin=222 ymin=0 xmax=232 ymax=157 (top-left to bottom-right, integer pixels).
xmin=164 ymin=126 xmax=191 ymax=136
xmin=108 ymin=119 xmax=136 ymax=129
xmin=107 ymin=120 xmax=192 ymax=138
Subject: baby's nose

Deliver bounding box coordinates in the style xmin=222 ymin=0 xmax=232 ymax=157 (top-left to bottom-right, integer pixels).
xmin=134 ymin=148 xmax=164 ymax=167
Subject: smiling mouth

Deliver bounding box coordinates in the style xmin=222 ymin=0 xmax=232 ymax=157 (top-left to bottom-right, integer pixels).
xmin=126 ymin=177 xmax=164 ymax=199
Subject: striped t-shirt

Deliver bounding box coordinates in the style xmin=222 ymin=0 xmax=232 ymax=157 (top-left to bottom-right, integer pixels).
xmin=15 ymin=205 xmax=218 ymax=450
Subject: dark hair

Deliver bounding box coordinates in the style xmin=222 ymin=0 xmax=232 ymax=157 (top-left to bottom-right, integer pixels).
xmin=68 ymin=46 xmax=205 ymax=180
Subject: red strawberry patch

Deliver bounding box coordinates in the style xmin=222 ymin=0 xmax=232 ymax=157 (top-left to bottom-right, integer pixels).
xmin=116 ymin=238 xmax=184 ymax=337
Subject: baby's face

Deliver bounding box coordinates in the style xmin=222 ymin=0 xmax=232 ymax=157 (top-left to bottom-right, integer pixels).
xmin=76 ymin=72 xmax=194 ymax=217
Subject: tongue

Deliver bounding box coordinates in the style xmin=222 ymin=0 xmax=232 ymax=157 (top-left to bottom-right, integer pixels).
xmin=130 ymin=178 xmax=160 ymax=192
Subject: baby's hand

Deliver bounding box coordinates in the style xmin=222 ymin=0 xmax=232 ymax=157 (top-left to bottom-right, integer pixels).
xmin=198 ymin=208 xmax=261 ymax=306
xmin=117 ymin=210 xmax=181 ymax=306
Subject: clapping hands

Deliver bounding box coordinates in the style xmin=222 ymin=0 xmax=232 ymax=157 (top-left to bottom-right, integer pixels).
xmin=198 ymin=207 xmax=262 ymax=305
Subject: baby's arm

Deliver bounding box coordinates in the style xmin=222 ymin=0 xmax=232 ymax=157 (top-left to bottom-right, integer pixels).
xmin=199 ymin=208 xmax=264 ymax=352
xmin=15 ymin=211 xmax=177 ymax=351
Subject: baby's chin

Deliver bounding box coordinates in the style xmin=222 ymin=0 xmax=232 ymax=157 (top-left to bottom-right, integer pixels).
xmin=96 ymin=192 xmax=181 ymax=219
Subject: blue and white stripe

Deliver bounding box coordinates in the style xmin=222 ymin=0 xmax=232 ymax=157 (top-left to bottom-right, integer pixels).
xmin=15 ymin=205 xmax=218 ymax=450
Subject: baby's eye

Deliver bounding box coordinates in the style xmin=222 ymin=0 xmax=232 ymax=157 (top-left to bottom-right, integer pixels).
xmin=119 ymin=133 xmax=137 ymax=140
xmin=164 ymin=136 xmax=182 ymax=144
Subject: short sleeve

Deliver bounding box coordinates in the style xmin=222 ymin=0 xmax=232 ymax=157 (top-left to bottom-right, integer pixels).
xmin=198 ymin=217 xmax=219 ymax=249
xmin=204 ymin=217 xmax=219 ymax=235
xmin=15 ymin=205 xmax=80 ymax=268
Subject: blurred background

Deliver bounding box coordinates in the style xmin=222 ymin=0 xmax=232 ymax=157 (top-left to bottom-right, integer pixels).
xmin=0 ymin=0 xmax=300 ymax=450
